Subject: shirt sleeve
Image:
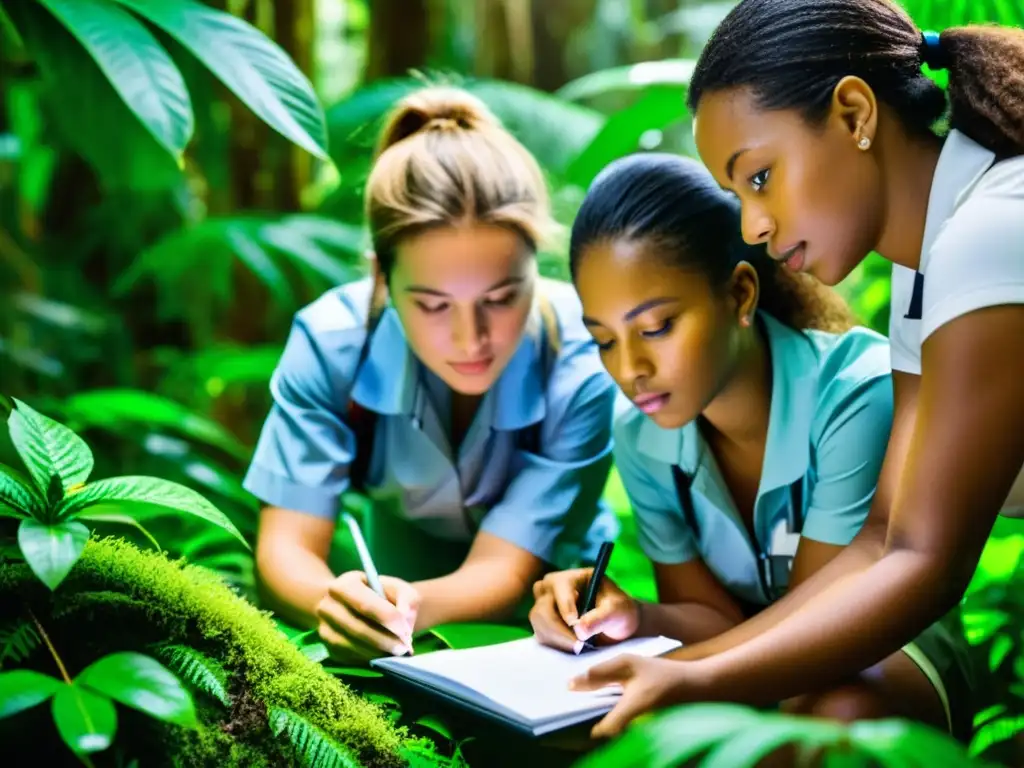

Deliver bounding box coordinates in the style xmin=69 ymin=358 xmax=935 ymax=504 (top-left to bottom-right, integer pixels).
xmin=612 ymin=407 xmax=700 ymax=565
xmin=921 ymin=190 xmax=1024 ymax=344
xmin=478 ymin=340 xmax=618 ymax=569
xmin=800 ymin=372 xmax=894 ymax=546
xmin=242 ymin=316 xmax=361 ymax=519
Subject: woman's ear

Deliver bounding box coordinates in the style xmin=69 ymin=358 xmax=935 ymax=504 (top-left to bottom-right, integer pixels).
xmin=729 ymin=262 xmax=760 ymax=327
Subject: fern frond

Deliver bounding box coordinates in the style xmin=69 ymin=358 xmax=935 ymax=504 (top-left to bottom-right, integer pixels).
xmin=0 ymin=619 xmax=41 ymax=668
xmin=269 ymin=706 xmax=361 ymax=768
xmin=153 ymin=643 xmax=229 ymax=706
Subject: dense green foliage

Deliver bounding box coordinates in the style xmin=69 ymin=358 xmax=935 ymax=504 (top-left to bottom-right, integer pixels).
xmin=1 ymin=0 xmax=1023 ymax=765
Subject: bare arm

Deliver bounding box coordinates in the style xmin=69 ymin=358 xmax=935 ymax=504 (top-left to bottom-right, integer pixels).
xmin=639 ymin=534 xmax=848 ymax=645
xmin=667 ymin=370 xmax=917 ymax=662
xmin=691 ymin=307 xmax=1024 ymax=704
xmin=412 ymin=532 xmax=546 ymax=630
xmin=254 ymin=505 xmax=337 ymax=629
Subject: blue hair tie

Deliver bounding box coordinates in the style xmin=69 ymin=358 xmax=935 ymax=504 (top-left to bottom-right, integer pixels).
xmin=921 ymin=30 xmax=949 ymax=70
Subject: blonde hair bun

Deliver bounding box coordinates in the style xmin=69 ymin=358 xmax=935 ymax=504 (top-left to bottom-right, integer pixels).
xmin=375 ymin=86 xmax=501 ymax=157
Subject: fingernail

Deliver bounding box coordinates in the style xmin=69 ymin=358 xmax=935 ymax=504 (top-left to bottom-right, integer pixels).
xmin=572 ymin=640 xmax=584 ymax=655
xmin=566 ymin=613 xmax=578 ymax=626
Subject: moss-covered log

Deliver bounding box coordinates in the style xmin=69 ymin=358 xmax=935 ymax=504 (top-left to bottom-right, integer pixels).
xmin=0 ymin=537 xmax=412 ymax=767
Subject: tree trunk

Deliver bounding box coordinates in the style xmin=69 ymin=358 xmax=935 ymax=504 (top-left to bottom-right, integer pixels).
xmin=365 ymin=0 xmax=432 ymax=81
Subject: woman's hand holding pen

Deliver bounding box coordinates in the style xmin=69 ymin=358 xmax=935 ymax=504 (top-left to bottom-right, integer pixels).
xmin=529 ymin=568 xmax=640 ymax=653
xmin=315 ymin=571 xmax=421 ymax=661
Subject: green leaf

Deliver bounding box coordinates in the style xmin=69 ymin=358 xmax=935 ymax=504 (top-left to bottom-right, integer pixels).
xmin=557 ymin=59 xmax=696 ymax=102
xmin=700 ymin=718 xmax=841 ymax=768
xmin=0 ymin=619 xmax=41 ymax=668
xmin=152 ymin=644 xmax=229 ymax=707
xmin=6 ymin=0 xmax=182 ymax=190
xmin=566 ymin=86 xmax=689 ymax=188
xmin=0 ymin=466 xmax=44 ymax=518
xmin=414 ymin=714 xmax=453 ymax=741
xmin=9 ymin=398 xmax=93 ymax=498
xmin=114 ymin=0 xmax=328 ymax=159
xmin=0 ymin=670 xmax=63 ymax=718
xmin=321 ymin=666 xmax=384 ymax=679
xmin=970 ymin=715 xmax=1024 ymax=759
xmin=428 ymin=622 xmax=532 ymax=650
xmin=59 ymin=389 xmax=249 ymax=462
xmin=52 ymin=683 xmax=117 ymax=754
xmin=573 ymin=703 xmax=764 ymax=768
xmin=17 ymin=518 xmax=89 ymax=590
xmin=989 ymin=633 xmax=1014 ymax=671
xmin=56 ymin=476 xmax=249 ymax=550
xmin=78 ymin=651 xmax=197 ymax=727
xmin=269 ymin=706 xmax=361 ymax=768
xmin=76 ymin=510 xmax=162 ymax=552
xmin=300 ymin=642 xmax=330 ymax=664
xmin=35 ymin=0 xmax=193 ymax=159
xmin=963 ymin=609 xmax=1010 ymax=645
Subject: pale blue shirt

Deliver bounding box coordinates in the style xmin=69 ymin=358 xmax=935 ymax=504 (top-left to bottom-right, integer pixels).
xmin=613 ymin=313 xmax=893 ymax=606
xmin=243 ymin=277 xmax=619 ymax=570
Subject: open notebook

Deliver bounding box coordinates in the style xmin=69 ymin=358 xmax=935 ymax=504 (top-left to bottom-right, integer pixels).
xmin=370 ymin=635 xmax=682 ymax=736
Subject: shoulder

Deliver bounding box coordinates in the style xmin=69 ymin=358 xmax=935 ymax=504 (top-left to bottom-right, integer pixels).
xmin=933 ymin=152 xmax=1024 ymax=254
xmin=275 ymin=278 xmax=377 ymax=389
xmin=802 ymin=325 xmax=894 ymax=434
xmin=922 ymin=155 xmax=1024 ymax=340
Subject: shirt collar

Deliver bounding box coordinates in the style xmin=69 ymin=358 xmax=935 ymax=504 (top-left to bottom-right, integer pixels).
xmin=635 ymin=312 xmax=816 ymax=494
xmin=921 ymin=129 xmax=997 ymax=267
xmin=349 ymin=300 xmax=549 ymax=430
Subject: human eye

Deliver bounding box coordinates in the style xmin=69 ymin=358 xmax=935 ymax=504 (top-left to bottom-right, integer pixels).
xmin=592 ymin=336 xmax=615 ymax=352
xmin=416 ymin=300 xmax=449 ymax=314
xmin=641 ymin=318 xmax=675 ymax=339
xmin=484 ymin=289 xmax=519 ymax=308
xmin=748 ymin=168 xmax=771 ymax=194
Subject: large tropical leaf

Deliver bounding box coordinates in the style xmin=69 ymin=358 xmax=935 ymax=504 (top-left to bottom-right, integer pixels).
xmin=36 ymin=0 xmax=193 ymax=159
xmin=17 ymin=518 xmax=90 ymax=590
xmin=5 ymin=0 xmax=182 ymax=190
xmin=114 ymin=0 xmax=328 ymax=159
xmin=55 ymin=476 xmax=249 ymax=549
xmin=8 ymin=399 xmax=93 ymax=498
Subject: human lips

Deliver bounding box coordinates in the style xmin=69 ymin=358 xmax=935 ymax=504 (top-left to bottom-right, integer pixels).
xmin=771 ymin=242 xmax=807 ymax=273
xmin=633 ymin=392 xmax=671 ymax=415
xmin=449 ymin=357 xmax=494 ymax=376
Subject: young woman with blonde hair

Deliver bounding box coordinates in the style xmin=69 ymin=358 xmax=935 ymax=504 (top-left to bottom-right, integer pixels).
xmin=244 ymin=86 xmax=618 ymax=661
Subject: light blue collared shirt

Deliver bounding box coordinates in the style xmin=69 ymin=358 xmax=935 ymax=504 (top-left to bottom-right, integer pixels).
xmin=243 ymin=277 xmax=619 ymax=571
xmin=613 ymin=312 xmax=893 ymax=606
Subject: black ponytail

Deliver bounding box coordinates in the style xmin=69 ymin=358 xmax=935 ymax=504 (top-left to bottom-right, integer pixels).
xmin=569 ymin=153 xmax=856 ymax=333
xmin=688 ymin=0 xmax=1024 ymax=157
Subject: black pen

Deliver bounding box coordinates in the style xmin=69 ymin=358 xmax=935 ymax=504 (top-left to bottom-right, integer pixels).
xmin=574 ymin=541 xmax=615 ymax=654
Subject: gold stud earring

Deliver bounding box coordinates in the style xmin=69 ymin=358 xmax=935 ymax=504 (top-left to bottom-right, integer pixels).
xmin=858 ymin=136 xmax=871 ymax=150
xmin=741 ymin=315 xmax=751 ymax=327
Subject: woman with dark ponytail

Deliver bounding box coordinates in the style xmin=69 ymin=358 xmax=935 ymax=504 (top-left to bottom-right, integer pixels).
xmin=567 ymin=0 xmax=1024 ymax=740
xmin=529 ymin=152 xmax=975 ymax=740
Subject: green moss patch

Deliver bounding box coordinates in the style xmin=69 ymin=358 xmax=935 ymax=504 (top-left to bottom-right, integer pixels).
xmin=0 ymin=536 xmax=410 ymax=767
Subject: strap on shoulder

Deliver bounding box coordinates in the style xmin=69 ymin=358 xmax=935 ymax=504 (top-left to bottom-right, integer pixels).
xmin=347 ymin=278 xmax=388 ymax=494
xmin=519 ymin=283 xmax=562 ymax=454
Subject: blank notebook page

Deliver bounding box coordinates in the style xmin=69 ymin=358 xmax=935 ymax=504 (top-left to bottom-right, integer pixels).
xmin=383 ymin=635 xmax=681 ymax=723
